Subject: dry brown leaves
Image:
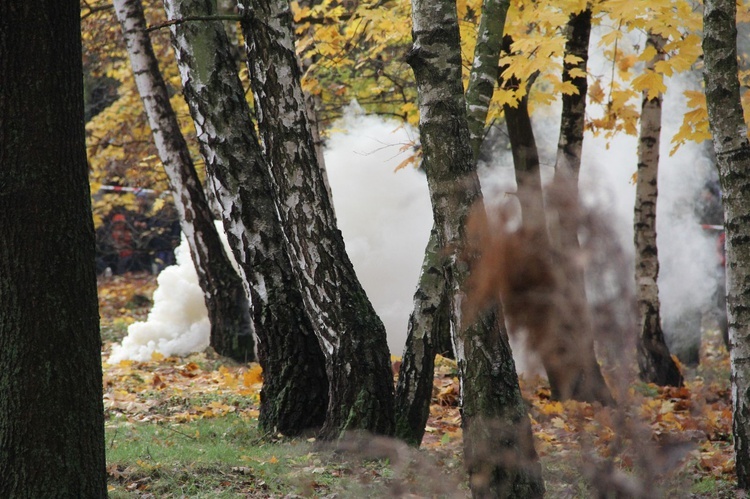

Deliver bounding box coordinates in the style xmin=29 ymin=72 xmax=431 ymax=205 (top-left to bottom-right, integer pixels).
xmin=99 ymin=274 xmax=736 ymax=486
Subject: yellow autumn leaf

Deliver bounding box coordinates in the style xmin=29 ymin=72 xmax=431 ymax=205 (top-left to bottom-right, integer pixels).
xmin=632 ymin=71 xmax=666 ymax=100
xmin=568 ymin=68 xmax=587 ymax=80
xmin=639 ymin=45 xmax=658 ymax=63
xmin=538 ymin=400 xmax=564 ymax=416
xmin=617 ymin=54 xmax=637 ymax=73
xmin=243 ymin=365 xmax=264 ymax=387
xmin=588 ymin=79 xmax=606 ymax=105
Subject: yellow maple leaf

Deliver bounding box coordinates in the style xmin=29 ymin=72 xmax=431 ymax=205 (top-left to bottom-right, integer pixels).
xmin=617 ymin=54 xmax=637 ymax=73
xmin=632 ymin=71 xmax=666 ymax=100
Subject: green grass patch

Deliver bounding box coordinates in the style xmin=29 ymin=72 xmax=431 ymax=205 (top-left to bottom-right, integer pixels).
xmin=105 ymin=415 xmax=457 ymax=497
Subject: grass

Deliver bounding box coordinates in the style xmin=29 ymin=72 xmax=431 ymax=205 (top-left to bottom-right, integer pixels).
xmin=100 ymin=273 xmax=738 ymax=497
xmin=106 ymin=414 xmax=464 ymax=497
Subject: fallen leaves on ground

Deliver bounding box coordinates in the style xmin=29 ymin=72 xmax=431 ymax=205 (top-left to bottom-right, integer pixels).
xmin=100 ymin=274 xmax=736 ymax=495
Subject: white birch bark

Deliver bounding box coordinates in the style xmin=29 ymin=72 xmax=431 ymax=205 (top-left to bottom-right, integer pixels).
xmin=239 ymin=0 xmax=395 ymax=437
xmin=703 ymin=0 xmax=750 ymax=487
xmin=633 ymin=34 xmax=682 ymax=387
xmin=113 ymin=0 xmax=254 ymax=361
xmin=408 ymin=0 xmax=544 ymax=495
xmin=396 ymin=0 xmax=511 ymax=446
xmin=162 ymin=0 xmax=329 ymax=435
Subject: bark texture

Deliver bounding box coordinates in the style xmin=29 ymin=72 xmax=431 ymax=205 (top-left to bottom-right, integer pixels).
xmin=395 ymin=227 xmax=452 ymax=445
xmin=703 ymin=0 xmax=750 ymax=487
xmin=396 ymin=0 xmax=509 ymax=446
xmin=0 ymin=1 xmax=107 ymax=496
xmin=239 ymin=0 xmax=395 ymax=438
xmin=114 ymin=0 xmax=255 ymax=362
xmin=552 ymin=9 xmax=591 ymax=230
xmin=634 ymin=34 xmax=683 ymax=387
xmin=465 ymin=0 xmax=510 ymax=157
xmin=163 ymin=0 xmax=328 ymax=435
xmin=408 ymin=1 xmax=544 ymax=495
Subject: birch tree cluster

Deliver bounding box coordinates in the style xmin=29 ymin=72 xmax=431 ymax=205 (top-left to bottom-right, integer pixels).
xmin=5 ymin=0 xmax=750 ymax=496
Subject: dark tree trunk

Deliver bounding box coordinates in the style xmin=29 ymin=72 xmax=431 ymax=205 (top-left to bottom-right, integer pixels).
xmin=703 ymin=0 xmax=750 ymax=487
xmin=546 ymin=10 xmax=616 ymax=403
xmin=395 ymin=226 xmax=452 ymax=445
xmin=239 ymin=0 xmax=395 ymax=438
xmin=163 ymin=0 xmax=328 ymax=436
xmin=408 ymin=0 xmax=544 ymax=495
xmin=504 ymin=96 xmax=546 ymax=226
xmin=634 ymin=34 xmax=683 ymax=387
xmin=113 ymin=0 xmax=255 ymax=363
xmin=0 ymin=1 xmax=107 ymax=496
xmin=503 ymin=28 xmax=612 ymax=404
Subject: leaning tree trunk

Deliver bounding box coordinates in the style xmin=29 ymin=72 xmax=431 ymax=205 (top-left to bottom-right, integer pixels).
xmin=0 ymin=1 xmax=107 ymax=496
xmin=239 ymin=0 xmax=395 ymax=438
xmin=395 ymin=226 xmax=452 ymax=445
xmin=395 ymin=0 xmax=510 ymax=447
xmin=545 ymin=8 xmax=615 ymax=403
xmin=465 ymin=0 xmax=511 ymax=158
xmin=634 ymin=34 xmax=683 ymax=387
xmin=163 ymin=0 xmax=328 ymax=436
xmin=113 ymin=0 xmax=254 ymax=362
xmin=408 ymin=0 xmax=544 ymax=496
xmin=703 ymin=0 xmax=750 ymax=487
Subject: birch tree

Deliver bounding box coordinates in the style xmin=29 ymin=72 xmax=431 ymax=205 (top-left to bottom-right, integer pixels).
xmin=238 ymin=0 xmax=395 ymax=438
xmin=634 ymin=34 xmax=683 ymax=387
xmin=113 ymin=0 xmax=255 ymax=362
xmin=408 ymin=0 xmax=544 ymax=495
xmin=395 ymin=0 xmax=510 ymax=447
xmin=703 ymin=0 xmax=750 ymax=487
xmin=0 ymin=0 xmax=106 ymax=495
xmin=162 ymin=0 xmax=329 ymax=436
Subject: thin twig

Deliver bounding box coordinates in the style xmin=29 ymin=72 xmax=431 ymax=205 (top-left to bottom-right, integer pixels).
xmin=146 ymin=14 xmax=246 ymax=33
xmin=164 ymin=424 xmax=197 ymax=440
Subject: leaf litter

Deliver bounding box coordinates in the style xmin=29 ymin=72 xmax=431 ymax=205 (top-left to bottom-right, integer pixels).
xmin=100 ymin=273 xmax=736 ymax=497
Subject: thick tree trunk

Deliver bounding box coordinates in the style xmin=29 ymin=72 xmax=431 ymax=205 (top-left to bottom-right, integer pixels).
xmin=239 ymin=0 xmax=395 ymax=438
xmin=396 ymin=0 xmax=509 ymax=446
xmin=408 ymin=1 xmax=544 ymax=496
xmin=0 ymin=1 xmax=107 ymax=496
xmin=113 ymin=0 xmax=255 ymax=362
xmin=551 ymin=9 xmax=592 ymax=241
xmin=703 ymin=0 xmax=750 ymax=487
xmin=634 ymin=34 xmax=683 ymax=387
xmin=544 ymin=9 xmax=615 ymax=403
xmin=163 ymin=0 xmax=328 ymax=436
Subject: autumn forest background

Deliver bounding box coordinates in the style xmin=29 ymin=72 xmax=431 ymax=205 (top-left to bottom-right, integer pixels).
xmin=2 ymin=0 xmax=750 ymax=497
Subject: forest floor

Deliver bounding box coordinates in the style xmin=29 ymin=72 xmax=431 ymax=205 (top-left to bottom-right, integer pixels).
xmin=100 ymin=273 xmax=737 ymax=498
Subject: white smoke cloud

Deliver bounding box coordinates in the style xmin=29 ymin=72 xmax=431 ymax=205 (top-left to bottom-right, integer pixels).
xmin=110 ymin=69 xmax=719 ymax=365
xmin=108 ymin=241 xmax=210 ymax=364
xmin=108 ymin=106 xmax=433 ymax=362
